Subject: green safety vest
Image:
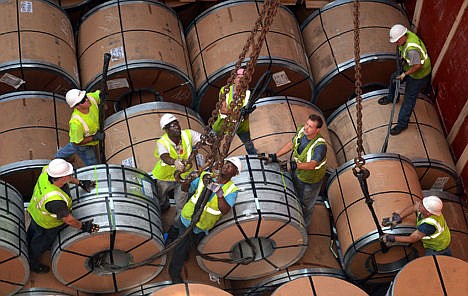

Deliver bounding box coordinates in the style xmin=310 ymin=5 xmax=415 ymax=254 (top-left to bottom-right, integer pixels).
xmin=152 ymin=130 xmax=193 ymax=181
xmin=399 ymin=31 xmax=431 ymax=79
xmin=212 ymin=85 xmax=251 ymax=134
xmin=69 ymin=90 xmax=101 ymax=146
xmin=181 ymin=172 xmax=238 ymax=231
xmin=27 ymin=166 xmax=72 ymax=229
xmin=416 ymin=213 xmax=451 ymax=251
xmin=292 ymin=127 xmax=327 ymax=184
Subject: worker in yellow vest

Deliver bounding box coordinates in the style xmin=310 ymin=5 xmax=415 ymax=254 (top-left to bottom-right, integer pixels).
xmin=55 ymin=89 xmax=104 ymax=165
xmin=212 ymin=67 xmax=257 ymax=154
xmin=168 ymin=157 xmax=242 ymax=283
xmin=381 ymin=195 xmax=451 ymax=256
xmin=378 ymin=24 xmax=432 ymax=135
xmin=152 ymin=113 xmax=202 ymax=237
xmin=259 ymin=114 xmax=327 ymax=227
xmin=27 ymin=159 xmax=99 ymax=273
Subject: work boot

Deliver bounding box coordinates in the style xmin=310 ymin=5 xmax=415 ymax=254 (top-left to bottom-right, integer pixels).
xmin=390 ymin=125 xmax=407 ymax=135
xmin=31 ymin=264 xmax=50 ymax=274
xmin=378 ymin=96 xmax=399 ymax=105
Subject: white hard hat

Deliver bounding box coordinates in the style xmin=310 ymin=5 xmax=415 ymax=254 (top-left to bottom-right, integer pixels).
xmin=160 ymin=113 xmax=178 ymax=130
xmin=65 ymin=89 xmax=86 ymax=108
xmin=47 ymin=159 xmax=74 ymax=178
xmin=389 ymin=24 xmax=408 ymax=43
xmin=422 ymin=196 xmax=443 ymax=216
xmin=226 ymin=157 xmax=242 ymax=175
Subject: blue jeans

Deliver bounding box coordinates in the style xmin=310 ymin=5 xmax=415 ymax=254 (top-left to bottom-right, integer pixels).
xmin=293 ymin=173 xmax=323 ymax=227
xmin=237 ymin=130 xmax=257 ymax=155
xmin=55 ymin=142 xmax=98 ymax=166
xmin=387 ymin=71 xmax=430 ymax=128
xmin=425 ymin=246 xmax=452 ymax=256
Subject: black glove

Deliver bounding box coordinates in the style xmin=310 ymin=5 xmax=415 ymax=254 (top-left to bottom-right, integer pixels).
xmin=258 ymin=153 xmax=277 ymax=164
xmin=78 ymin=180 xmax=95 ymax=193
xmin=280 ymin=160 xmax=297 ymax=172
xmin=241 ymin=105 xmax=256 ymax=116
xmin=380 ymin=234 xmax=396 ymax=244
xmin=81 ymin=219 xmax=99 ymax=233
xmin=92 ymin=132 xmax=105 ymax=141
xmin=382 ymin=212 xmax=402 ymax=229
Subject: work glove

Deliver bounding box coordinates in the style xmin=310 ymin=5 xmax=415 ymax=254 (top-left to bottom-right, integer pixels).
xmin=92 ymin=132 xmax=105 ymax=141
xmin=207 ymin=182 xmax=223 ymax=197
xmin=382 ymin=212 xmax=402 ymax=229
xmin=174 ymin=159 xmax=185 ymax=171
xmin=78 ymin=180 xmax=96 ymax=193
xmin=279 ymin=160 xmax=297 ymax=172
xmin=81 ymin=219 xmax=99 ymax=233
xmin=379 ymin=234 xmax=396 ymax=247
xmin=258 ymin=153 xmax=277 ymax=164
xmin=396 ymin=72 xmax=406 ymax=81
xmin=240 ymin=105 xmax=256 ymax=116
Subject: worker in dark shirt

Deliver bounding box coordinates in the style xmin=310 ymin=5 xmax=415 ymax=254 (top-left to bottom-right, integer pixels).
xmin=381 ymin=195 xmax=451 ymax=256
xmin=259 ymin=114 xmax=327 ymax=226
xmin=26 ymin=159 xmax=99 ymax=273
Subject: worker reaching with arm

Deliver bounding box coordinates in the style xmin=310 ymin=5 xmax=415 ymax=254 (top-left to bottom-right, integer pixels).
xmin=381 ymin=195 xmax=451 ymax=256
xmin=27 ymin=159 xmax=99 ymax=273
xmin=212 ymin=67 xmax=257 ymax=155
xmin=55 ymin=89 xmax=104 ymax=165
xmin=168 ymin=157 xmax=242 ymax=283
xmin=259 ymin=114 xmax=327 ymax=227
xmin=152 ymin=113 xmax=202 ymax=242
xmin=378 ymin=24 xmax=431 ymax=135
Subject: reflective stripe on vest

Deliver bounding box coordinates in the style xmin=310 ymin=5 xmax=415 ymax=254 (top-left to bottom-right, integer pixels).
xmin=158 ymin=131 xmax=191 ymax=167
xmin=34 ymin=190 xmax=70 ymax=218
xmin=399 ymin=31 xmax=431 ymax=79
xmin=190 ymin=182 xmax=236 ymax=215
xmin=420 ymin=217 xmax=444 ymax=240
xmin=403 ymin=42 xmax=429 ymax=65
xmin=293 ymin=127 xmax=327 ymax=169
xmin=70 ymin=95 xmax=98 ymax=137
xmin=71 ymin=114 xmax=90 ymax=136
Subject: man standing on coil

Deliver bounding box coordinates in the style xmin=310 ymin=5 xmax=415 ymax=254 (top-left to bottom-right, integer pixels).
xmin=152 ymin=113 xmax=202 ymax=240
xmin=212 ymin=67 xmax=257 ymax=155
xmin=55 ymin=89 xmax=104 ymax=165
xmin=27 ymin=159 xmax=99 ymax=273
xmin=378 ymin=24 xmax=432 ymax=136
xmin=259 ymin=114 xmax=327 ymax=227
xmin=168 ymin=157 xmax=242 ymax=283
xmin=381 ymin=195 xmax=451 ymax=256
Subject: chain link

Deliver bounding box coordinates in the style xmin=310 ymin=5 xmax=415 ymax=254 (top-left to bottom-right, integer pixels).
xmin=352 ymin=0 xmax=368 ymax=177
xmin=176 ymin=0 xmax=280 ymax=185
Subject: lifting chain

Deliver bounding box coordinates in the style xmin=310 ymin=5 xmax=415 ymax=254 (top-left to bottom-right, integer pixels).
xmin=351 ymin=1 xmax=388 ymax=253
xmin=176 ymin=0 xmax=280 ymax=185
xmin=351 ymin=0 xmax=369 ymax=180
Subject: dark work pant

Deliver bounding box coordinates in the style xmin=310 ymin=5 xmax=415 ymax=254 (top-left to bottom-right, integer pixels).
xmin=425 ymin=246 xmax=452 ymax=256
xmin=237 ymin=130 xmax=257 ymax=155
xmin=387 ymin=71 xmax=430 ymax=128
xmin=168 ymin=222 xmax=205 ymax=281
xmin=27 ymin=218 xmax=64 ymax=268
xmin=293 ymin=173 xmax=323 ymax=227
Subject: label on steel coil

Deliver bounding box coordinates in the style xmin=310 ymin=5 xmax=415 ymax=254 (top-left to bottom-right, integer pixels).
xmin=0 ymin=73 xmax=25 ymax=89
